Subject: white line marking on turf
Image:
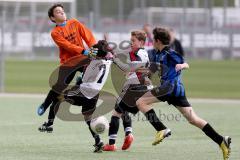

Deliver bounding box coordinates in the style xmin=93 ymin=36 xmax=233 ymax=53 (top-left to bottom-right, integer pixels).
xmin=0 ymin=93 xmax=45 ymax=98
xmin=189 ymin=98 xmax=240 ymax=104
xmin=0 ymin=93 xmax=240 ymax=104
xmin=0 ymin=122 xmax=36 ymax=126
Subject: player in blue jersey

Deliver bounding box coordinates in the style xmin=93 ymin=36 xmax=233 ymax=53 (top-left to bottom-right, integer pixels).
xmin=136 ymin=27 xmax=231 ymax=160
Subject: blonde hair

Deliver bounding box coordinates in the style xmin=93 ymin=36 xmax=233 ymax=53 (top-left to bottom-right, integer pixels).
xmin=131 ymin=30 xmax=146 ymax=42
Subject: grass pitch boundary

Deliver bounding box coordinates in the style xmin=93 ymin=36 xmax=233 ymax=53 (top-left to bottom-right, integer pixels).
xmin=1 ymin=93 xmax=240 ymax=104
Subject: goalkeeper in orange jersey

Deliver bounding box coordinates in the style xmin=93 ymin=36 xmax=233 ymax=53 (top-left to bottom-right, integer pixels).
xmin=37 ymin=3 xmax=97 ymax=133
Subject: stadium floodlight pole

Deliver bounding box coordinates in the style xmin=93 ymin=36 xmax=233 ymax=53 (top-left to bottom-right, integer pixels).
xmin=0 ymin=4 xmax=6 ymax=93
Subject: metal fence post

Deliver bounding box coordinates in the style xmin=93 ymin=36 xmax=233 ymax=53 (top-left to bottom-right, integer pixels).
xmin=0 ymin=3 xmax=6 ymax=93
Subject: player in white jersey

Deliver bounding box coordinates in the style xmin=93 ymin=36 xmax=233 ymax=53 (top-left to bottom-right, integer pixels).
xmin=66 ymin=58 xmax=112 ymax=102
xmin=59 ymin=40 xmax=112 ymax=153
xmin=104 ymin=30 xmax=153 ymax=151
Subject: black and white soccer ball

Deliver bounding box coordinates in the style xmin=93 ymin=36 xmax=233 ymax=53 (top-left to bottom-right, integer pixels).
xmin=90 ymin=116 xmax=109 ymax=134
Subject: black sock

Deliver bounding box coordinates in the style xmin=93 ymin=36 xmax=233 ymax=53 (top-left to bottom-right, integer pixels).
xmin=202 ymin=123 xmax=223 ymax=145
xmin=47 ymin=100 xmax=60 ymax=126
xmin=121 ymin=112 xmax=132 ymax=136
xmin=86 ymin=121 xmax=100 ymax=145
xmin=145 ymin=109 xmax=166 ymax=131
xmin=108 ymin=116 xmax=120 ymax=145
xmin=43 ymin=90 xmax=59 ymax=110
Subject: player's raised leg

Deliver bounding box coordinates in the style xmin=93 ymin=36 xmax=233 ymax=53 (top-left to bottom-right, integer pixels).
xmin=37 ymin=90 xmax=59 ymax=116
xmin=136 ymin=91 xmax=171 ymax=146
xmin=177 ymin=106 xmax=231 ymax=160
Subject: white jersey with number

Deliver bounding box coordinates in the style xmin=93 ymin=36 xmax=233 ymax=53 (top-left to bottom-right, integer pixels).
xmin=80 ymin=59 xmax=112 ymax=99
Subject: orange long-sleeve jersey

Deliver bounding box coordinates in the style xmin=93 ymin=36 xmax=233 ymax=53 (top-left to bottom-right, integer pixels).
xmin=51 ymin=18 xmax=96 ymax=64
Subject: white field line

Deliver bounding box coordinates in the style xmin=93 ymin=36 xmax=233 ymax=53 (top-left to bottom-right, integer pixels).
xmin=0 ymin=93 xmax=240 ymax=104
xmin=0 ymin=93 xmax=45 ymax=98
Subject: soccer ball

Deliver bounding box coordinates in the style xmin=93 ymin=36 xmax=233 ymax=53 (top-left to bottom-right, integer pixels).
xmin=90 ymin=116 xmax=109 ymax=134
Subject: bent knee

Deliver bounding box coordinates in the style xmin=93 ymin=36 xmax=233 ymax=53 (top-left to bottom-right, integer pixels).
xmin=136 ymin=98 xmax=146 ymax=108
xmin=112 ymin=110 xmax=122 ymax=118
xmin=188 ymin=118 xmax=197 ymax=125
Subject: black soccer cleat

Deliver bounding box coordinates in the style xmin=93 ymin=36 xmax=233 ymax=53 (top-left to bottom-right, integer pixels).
xmin=38 ymin=122 xmax=53 ymax=133
xmin=93 ymin=141 xmax=104 ymax=153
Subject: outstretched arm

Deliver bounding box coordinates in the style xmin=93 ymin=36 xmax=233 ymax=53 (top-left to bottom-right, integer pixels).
xmin=113 ymin=57 xmax=147 ymax=72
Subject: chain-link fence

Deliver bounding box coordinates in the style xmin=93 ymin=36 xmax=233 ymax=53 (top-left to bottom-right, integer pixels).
xmin=1 ymin=0 xmax=240 ymax=92
xmin=1 ymin=0 xmax=240 ymax=60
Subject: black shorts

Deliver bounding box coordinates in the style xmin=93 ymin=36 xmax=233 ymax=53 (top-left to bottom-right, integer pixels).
xmin=64 ymin=86 xmax=99 ymax=115
xmin=51 ymin=59 xmax=89 ymax=94
xmin=151 ymin=85 xmax=190 ymax=107
xmin=115 ymin=84 xmax=149 ymax=114
xmin=115 ymin=101 xmax=139 ymax=115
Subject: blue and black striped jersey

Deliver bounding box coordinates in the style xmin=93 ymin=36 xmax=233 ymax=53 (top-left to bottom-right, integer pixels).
xmin=148 ymin=47 xmax=186 ymax=97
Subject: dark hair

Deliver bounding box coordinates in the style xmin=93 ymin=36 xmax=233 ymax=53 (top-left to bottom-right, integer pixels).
xmin=152 ymin=27 xmax=170 ymax=45
xmin=48 ymin=3 xmax=64 ymax=22
xmin=131 ymin=30 xmax=146 ymax=42
xmin=92 ymin=40 xmax=111 ymax=57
